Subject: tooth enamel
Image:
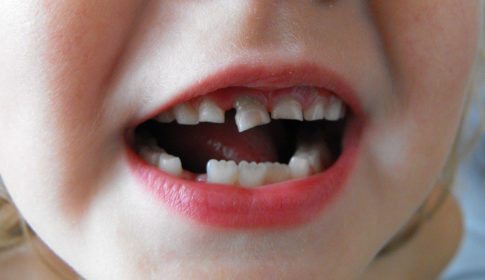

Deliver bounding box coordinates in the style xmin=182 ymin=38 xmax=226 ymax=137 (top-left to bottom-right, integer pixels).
xmin=264 ymin=163 xmax=291 ymax=184
xmin=155 ymin=111 xmax=175 ymax=123
xmin=289 ymin=155 xmax=311 ymax=179
xmin=158 ymin=153 xmax=183 ymax=176
xmin=173 ymin=103 xmax=199 ymax=125
xmin=304 ymin=96 xmax=328 ymax=121
xmin=207 ymin=159 xmax=238 ymax=184
xmin=234 ymin=96 xmax=271 ymax=132
xmin=325 ymin=96 xmax=344 ymax=121
xmin=198 ymin=99 xmax=225 ymax=123
xmin=139 ymin=148 xmax=162 ymax=166
xmin=238 ymin=161 xmax=267 ymax=187
xmin=295 ymin=139 xmax=333 ymax=173
xmin=271 ymin=97 xmax=303 ymax=121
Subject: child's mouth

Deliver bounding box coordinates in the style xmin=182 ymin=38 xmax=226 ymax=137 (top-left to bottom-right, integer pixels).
xmin=132 ymin=86 xmax=346 ymax=187
xmin=125 ymin=63 xmax=364 ymax=228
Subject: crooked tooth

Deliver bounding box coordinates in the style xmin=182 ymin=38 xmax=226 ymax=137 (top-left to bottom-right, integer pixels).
xmin=289 ymin=156 xmax=311 ymax=179
xmin=234 ymin=96 xmax=270 ymax=132
xmin=325 ymin=96 xmax=345 ymax=121
xmin=198 ymin=98 xmax=225 ymax=123
xmin=174 ymin=103 xmax=199 ymax=125
xmin=155 ymin=111 xmax=175 ymax=123
xmin=207 ymin=159 xmax=238 ymax=184
xmin=271 ymin=97 xmax=303 ymax=121
xmin=158 ymin=153 xmax=183 ymax=176
xmin=238 ymin=161 xmax=267 ymax=187
xmin=264 ymin=163 xmax=291 ymax=184
xmin=304 ymin=96 xmax=328 ymax=121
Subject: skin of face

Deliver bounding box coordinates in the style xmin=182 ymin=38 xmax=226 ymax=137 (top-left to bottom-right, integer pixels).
xmin=0 ymin=0 xmax=481 ymax=279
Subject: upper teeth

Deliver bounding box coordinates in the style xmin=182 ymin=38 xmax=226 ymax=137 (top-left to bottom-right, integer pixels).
xmin=198 ymin=98 xmax=225 ymax=123
xmin=173 ymin=103 xmax=199 ymax=125
xmin=154 ymin=88 xmax=347 ymax=131
xmin=234 ymin=96 xmax=271 ymax=132
xmin=271 ymin=96 xmax=304 ymax=121
xmin=324 ymin=96 xmax=345 ymax=121
xmin=303 ymin=96 xmax=327 ymax=121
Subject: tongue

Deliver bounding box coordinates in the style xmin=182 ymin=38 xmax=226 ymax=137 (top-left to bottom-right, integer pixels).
xmin=156 ymin=112 xmax=284 ymax=173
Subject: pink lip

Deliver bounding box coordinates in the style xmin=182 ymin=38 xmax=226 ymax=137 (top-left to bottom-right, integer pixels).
xmin=126 ymin=63 xmax=365 ymax=228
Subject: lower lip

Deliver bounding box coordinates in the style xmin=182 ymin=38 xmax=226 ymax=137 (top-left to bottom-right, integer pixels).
xmin=126 ymin=117 xmax=363 ymax=228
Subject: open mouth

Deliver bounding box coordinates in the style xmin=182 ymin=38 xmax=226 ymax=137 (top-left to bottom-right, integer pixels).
xmin=126 ymin=64 xmax=364 ymax=228
xmin=133 ymin=86 xmax=346 ymax=187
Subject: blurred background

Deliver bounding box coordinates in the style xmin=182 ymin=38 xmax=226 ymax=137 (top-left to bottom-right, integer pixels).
xmin=441 ymin=49 xmax=485 ymax=280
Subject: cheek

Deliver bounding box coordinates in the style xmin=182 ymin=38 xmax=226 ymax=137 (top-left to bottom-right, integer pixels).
xmin=369 ymin=0 xmax=480 ymax=108
xmin=363 ymin=0 xmax=480 ymax=212
xmin=0 ymin=1 xmax=143 ymax=221
xmin=39 ymin=0 xmax=142 ymax=123
xmin=370 ymin=0 xmax=480 ymax=154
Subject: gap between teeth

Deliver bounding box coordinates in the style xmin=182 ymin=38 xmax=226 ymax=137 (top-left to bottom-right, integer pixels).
xmin=154 ymin=87 xmax=346 ymax=132
xmin=139 ymin=138 xmax=331 ymax=188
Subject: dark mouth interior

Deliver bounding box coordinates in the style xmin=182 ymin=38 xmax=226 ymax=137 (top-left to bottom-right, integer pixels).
xmin=134 ymin=109 xmax=347 ymax=174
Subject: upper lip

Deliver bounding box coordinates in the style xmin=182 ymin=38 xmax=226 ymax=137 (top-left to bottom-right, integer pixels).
xmin=134 ymin=61 xmax=364 ymax=126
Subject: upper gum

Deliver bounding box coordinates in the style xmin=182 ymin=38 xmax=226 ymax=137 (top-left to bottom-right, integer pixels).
xmin=176 ymin=86 xmax=337 ymax=113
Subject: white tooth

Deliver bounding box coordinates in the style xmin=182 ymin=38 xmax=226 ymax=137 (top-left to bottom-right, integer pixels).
xmin=295 ymin=141 xmax=332 ymax=173
xmin=155 ymin=111 xmax=175 ymax=123
xmin=198 ymin=98 xmax=225 ymax=123
xmin=325 ymin=97 xmax=344 ymax=121
xmin=207 ymin=159 xmax=238 ymax=184
xmin=139 ymin=148 xmax=162 ymax=166
xmin=234 ymin=96 xmax=270 ymax=132
xmin=174 ymin=103 xmax=199 ymax=125
xmin=271 ymin=97 xmax=303 ymax=121
xmin=158 ymin=153 xmax=183 ymax=176
xmin=304 ymin=96 xmax=328 ymax=121
xmin=238 ymin=161 xmax=267 ymax=187
xmin=264 ymin=163 xmax=291 ymax=184
xmin=289 ymin=155 xmax=311 ymax=179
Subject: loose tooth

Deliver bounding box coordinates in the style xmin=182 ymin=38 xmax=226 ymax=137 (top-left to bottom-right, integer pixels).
xmin=234 ymin=96 xmax=270 ymax=132
xmin=174 ymin=103 xmax=199 ymax=125
xmin=198 ymin=98 xmax=225 ymax=123
xmin=139 ymin=148 xmax=162 ymax=166
xmin=158 ymin=153 xmax=183 ymax=176
xmin=264 ymin=163 xmax=291 ymax=184
xmin=238 ymin=161 xmax=267 ymax=187
xmin=207 ymin=159 xmax=238 ymax=184
xmin=155 ymin=111 xmax=175 ymax=123
xmin=304 ymin=96 xmax=328 ymax=121
xmin=289 ymin=155 xmax=311 ymax=179
xmin=271 ymin=97 xmax=303 ymax=121
xmin=325 ymin=96 xmax=344 ymax=121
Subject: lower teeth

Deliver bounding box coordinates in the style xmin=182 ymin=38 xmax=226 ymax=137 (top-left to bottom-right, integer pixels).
xmin=136 ymin=136 xmax=331 ymax=188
